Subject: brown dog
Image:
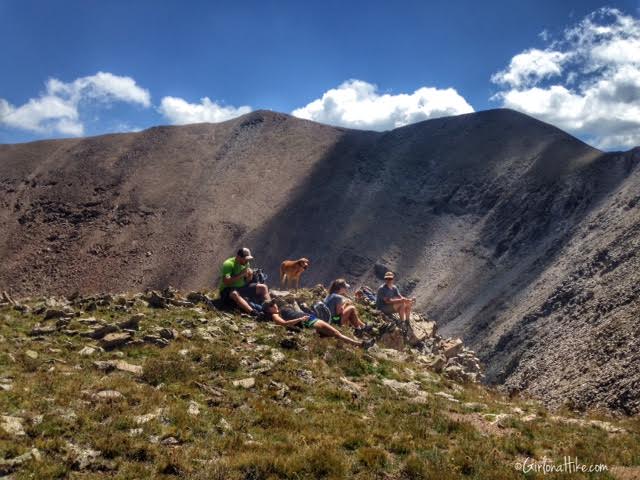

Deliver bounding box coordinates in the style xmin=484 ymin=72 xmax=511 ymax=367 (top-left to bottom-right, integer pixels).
xmin=280 ymin=258 xmax=310 ymax=290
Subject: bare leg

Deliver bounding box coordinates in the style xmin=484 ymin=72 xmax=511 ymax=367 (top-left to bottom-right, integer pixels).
xmin=315 ymin=321 xmax=362 ymax=346
xmin=342 ymin=305 xmax=365 ymax=329
xmin=256 ymin=284 xmax=271 ymax=302
xmin=393 ymin=302 xmax=406 ymax=321
xmin=404 ymin=300 xmax=413 ymax=318
xmin=230 ymin=291 xmax=253 ymax=314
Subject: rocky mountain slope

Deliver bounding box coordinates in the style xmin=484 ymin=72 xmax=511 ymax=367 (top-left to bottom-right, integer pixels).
xmin=1 ymin=109 xmax=639 ymax=414
xmin=1 ymin=289 xmax=638 ymax=479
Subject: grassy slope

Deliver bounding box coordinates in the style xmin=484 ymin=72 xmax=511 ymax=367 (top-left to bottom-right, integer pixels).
xmin=0 ymin=291 xmax=639 ymax=479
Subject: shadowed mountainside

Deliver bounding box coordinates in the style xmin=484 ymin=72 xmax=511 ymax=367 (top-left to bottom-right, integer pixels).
xmin=1 ymin=109 xmax=639 ymax=413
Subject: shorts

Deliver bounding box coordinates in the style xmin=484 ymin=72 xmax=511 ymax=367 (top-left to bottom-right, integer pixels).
xmin=378 ymin=304 xmax=396 ymax=316
xmin=330 ymin=315 xmax=341 ymax=325
xmin=282 ymin=308 xmax=319 ymax=328
xmin=220 ymin=283 xmax=261 ymax=306
xmin=302 ymin=315 xmax=320 ymax=328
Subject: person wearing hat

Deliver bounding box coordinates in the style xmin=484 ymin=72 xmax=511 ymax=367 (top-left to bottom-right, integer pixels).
xmin=218 ymin=247 xmax=270 ymax=315
xmin=323 ymin=278 xmax=366 ymax=330
xmin=376 ymin=271 xmax=415 ymax=320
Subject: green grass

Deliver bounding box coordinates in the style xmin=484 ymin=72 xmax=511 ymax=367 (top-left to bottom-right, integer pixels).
xmin=0 ymin=291 xmax=638 ymax=479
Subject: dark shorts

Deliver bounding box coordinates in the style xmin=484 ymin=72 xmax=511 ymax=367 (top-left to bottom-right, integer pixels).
xmin=220 ymin=283 xmax=261 ymax=305
xmin=378 ymin=304 xmax=396 ymax=316
xmin=282 ymin=308 xmax=320 ymax=328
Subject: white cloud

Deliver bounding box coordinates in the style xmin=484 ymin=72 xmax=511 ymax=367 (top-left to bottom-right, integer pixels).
xmin=491 ymin=49 xmax=570 ymax=88
xmin=291 ymin=79 xmax=474 ymax=131
xmin=158 ymin=96 xmax=251 ymax=125
xmin=492 ymin=8 xmax=640 ymax=150
xmin=0 ymin=72 xmax=150 ymax=137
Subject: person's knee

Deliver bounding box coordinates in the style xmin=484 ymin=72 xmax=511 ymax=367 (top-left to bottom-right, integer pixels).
xmin=229 ymin=291 xmax=242 ymax=302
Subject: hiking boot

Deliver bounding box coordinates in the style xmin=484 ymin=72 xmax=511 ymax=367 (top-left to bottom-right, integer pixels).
xmin=354 ymin=327 xmax=364 ymax=338
xmin=362 ymin=324 xmax=375 ymax=334
xmin=362 ymin=338 xmax=376 ymax=350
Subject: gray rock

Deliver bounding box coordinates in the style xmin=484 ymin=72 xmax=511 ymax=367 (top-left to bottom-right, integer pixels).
xmin=92 ymin=390 xmax=124 ymax=401
xmin=29 ymin=324 xmax=57 ymax=336
xmin=117 ymin=313 xmax=144 ymax=330
xmin=100 ymin=332 xmax=133 ymax=349
xmin=233 ymin=377 xmax=256 ymax=389
xmin=1 ymin=416 xmax=25 ymax=436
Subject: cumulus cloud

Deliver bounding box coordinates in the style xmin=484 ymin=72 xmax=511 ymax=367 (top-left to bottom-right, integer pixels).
xmin=491 ymin=49 xmax=570 ymax=88
xmin=158 ymin=96 xmax=251 ymax=125
xmin=491 ymin=8 xmax=640 ymax=150
xmin=291 ymin=79 xmax=474 ymax=131
xmin=0 ymin=72 xmax=150 ymax=137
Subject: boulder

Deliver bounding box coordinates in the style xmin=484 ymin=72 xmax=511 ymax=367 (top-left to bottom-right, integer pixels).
xmin=430 ymin=355 xmax=447 ymax=373
xmin=25 ymin=350 xmax=39 ymax=360
xmin=43 ymin=308 xmax=68 ymax=320
xmin=29 ymin=324 xmax=57 ymax=336
xmin=66 ymin=442 xmax=101 ymax=470
xmin=1 ymin=416 xmax=25 ymax=436
xmin=117 ymin=313 xmax=144 ymax=330
xmin=444 ymin=364 xmax=476 ymax=383
xmin=88 ymin=324 xmax=118 ymax=340
xmin=158 ymin=328 xmax=178 ymax=340
xmin=442 ymin=338 xmax=464 ymax=359
xmin=147 ymin=291 xmax=168 ymax=308
xmin=187 ymin=401 xmax=201 ymax=416
xmin=0 ymin=448 xmax=41 ymax=473
xmin=233 ymin=377 xmax=256 ymax=389
xmin=405 ymin=317 xmax=436 ymax=346
xmin=93 ymin=360 xmax=143 ymax=375
xmin=186 ymin=291 xmax=209 ymax=304
xmin=78 ymin=346 xmax=97 ymax=356
xmin=143 ymin=334 xmax=170 ymax=347
xmin=378 ymin=325 xmax=405 ymax=350
xmin=92 ymin=390 xmax=124 ymax=401
xmin=100 ymin=332 xmax=133 ymax=350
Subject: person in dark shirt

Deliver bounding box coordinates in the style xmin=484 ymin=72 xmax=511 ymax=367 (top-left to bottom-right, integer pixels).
xmin=324 ymin=278 xmax=366 ymax=330
xmin=262 ymin=299 xmax=374 ymax=348
xmin=376 ymin=271 xmax=415 ymax=320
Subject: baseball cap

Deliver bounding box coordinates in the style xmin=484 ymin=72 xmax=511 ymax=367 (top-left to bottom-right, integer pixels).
xmin=384 ymin=271 xmax=395 ymax=279
xmin=237 ymin=247 xmax=254 ymax=260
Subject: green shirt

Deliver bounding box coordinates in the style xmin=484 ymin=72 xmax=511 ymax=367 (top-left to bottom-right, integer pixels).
xmin=219 ymin=257 xmax=250 ymax=292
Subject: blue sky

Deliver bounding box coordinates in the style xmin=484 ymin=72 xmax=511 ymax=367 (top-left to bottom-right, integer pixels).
xmin=1 ymin=0 xmax=639 ymax=149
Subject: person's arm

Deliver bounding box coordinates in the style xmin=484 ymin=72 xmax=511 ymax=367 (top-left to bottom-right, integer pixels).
xmin=222 ymin=270 xmax=246 ymax=286
xmin=384 ymin=296 xmax=405 ymax=304
xmin=271 ymin=313 xmax=307 ymax=326
xmin=335 ymin=296 xmax=345 ymax=314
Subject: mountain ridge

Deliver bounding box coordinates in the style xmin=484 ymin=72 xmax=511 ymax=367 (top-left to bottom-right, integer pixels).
xmin=1 ymin=108 xmax=639 ymax=413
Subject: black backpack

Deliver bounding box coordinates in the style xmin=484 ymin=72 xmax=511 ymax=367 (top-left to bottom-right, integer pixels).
xmin=252 ymin=268 xmax=267 ymax=284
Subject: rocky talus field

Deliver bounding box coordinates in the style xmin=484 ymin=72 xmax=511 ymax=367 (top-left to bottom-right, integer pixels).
xmin=1 ymin=288 xmax=639 ymax=479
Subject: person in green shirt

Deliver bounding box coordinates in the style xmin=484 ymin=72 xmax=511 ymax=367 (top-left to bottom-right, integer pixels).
xmin=218 ymin=247 xmax=270 ymax=315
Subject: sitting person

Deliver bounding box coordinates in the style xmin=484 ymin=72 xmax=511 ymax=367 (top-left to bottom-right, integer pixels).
xmin=322 ymin=278 xmax=366 ymax=331
xmin=376 ymin=271 xmax=415 ymax=321
xmin=262 ymin=299 xmax=373 ymax=348
xmin=218 ymin=247 xmax=270 ymax=315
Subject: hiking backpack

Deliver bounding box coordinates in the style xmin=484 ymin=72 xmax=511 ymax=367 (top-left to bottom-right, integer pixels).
xmin=312 ymin=301 xmax=332 ymax=322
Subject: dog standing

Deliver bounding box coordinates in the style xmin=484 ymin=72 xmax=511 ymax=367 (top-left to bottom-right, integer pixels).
xmin=280 ymin=258 xmax=310 ymax=290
